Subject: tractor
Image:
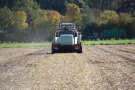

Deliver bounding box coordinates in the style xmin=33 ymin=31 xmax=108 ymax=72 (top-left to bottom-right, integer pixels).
xmin=52 ymin=23 xmax=82 ymax=54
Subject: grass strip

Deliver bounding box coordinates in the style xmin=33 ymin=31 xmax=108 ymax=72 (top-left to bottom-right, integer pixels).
xmin=83 ymin=39 xmax=135 ymax=45
xmin=0 ymin=42 xmax=51 ymax=48
xmin=0 ymin=39 xmax=135 ymax=48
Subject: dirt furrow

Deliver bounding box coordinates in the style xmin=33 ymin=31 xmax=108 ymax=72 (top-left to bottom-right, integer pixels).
xmin=0 ymin=45 xmax=135 ymax=90
xmin=97 ymin=45 xmax=135 ymax=64
xmin=84 ymin=45 xmax=135 ymax=90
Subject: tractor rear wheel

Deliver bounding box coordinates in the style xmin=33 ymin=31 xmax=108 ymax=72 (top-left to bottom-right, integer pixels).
xmin=77 ymin=46 xmax=82 ymax=53
xmin=52 ymin=47 xmax=54 ymax=54
xmin=76 ymin=44 xmax=82 ymax=53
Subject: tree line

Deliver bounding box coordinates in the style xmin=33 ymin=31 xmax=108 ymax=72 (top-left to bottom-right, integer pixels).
xmin=0 ymin=0 xmax=135 ymax=42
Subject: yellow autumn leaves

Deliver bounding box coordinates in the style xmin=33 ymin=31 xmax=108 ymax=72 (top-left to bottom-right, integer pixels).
xmin=96 ymin=10 xmax=119 ymax=25
xmin=96 ymin=10 xmax=135 ymax=25
xmin=44 ymin=4 xmax=82 ymax=25
xmin=66 ymin=4 xmax=81 ymax=24
xmin=14 ymin=11 xmax=28 ymax=29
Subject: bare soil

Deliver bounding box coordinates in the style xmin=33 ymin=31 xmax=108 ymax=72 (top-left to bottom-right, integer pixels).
xmin=0 ymin=45 xmax=135 ymax=90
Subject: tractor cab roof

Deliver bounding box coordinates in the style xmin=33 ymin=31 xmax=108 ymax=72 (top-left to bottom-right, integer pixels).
xmin=60 ymin=23 xmax=75 ymax=25
xmin=60 ymin=23 xmax=76 ymax=30
xmin=55 ymin=30 xmax=78 ymax=37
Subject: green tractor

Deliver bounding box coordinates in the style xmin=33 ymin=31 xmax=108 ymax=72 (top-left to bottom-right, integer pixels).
xmin=52 ymin=23 xmax=82 ymax=54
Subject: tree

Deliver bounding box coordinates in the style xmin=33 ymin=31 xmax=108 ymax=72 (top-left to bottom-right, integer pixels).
xmin=81 ymin=6 xmax=95 ymax=26
xmin=14 ymin=11 xmax=28 ymax=30
xmin=13 ymin=0 xmax=43 ymax=25
xmin=82 ymin=23 xmax=100 ymax=37
xmin=0 ymin=7 xmax=14 ymax=42
xmin=86 ymin=0 xmax=123 ymax=10
xmin=96 ymin=10 xmax=119 ymax=25
xmin=66 ymin=4 xmax=81 ymax=24
xmin=27 ymin=9 xmax=62 ymax=42
xmin=72 ymin=0 xmax=86 ymax=8
xmin=31 ymin=9 xmax=61 ymax=33
xmin=118 ymin=13 xmax=135 ymax=37
xmin=0 ymin=7 xmax=14 ymax=34
xmin=60 ymin=15 xmax=69 ymax=23
xmin=120 ymin=0 xmax=135 ymax=14
xmin=36 ymin=0 xmax=67 ymax=14
xmin=44 ymin=10 xmax=61 ymax=26
xmin=0 ymin=0 xmax=17 ymax=8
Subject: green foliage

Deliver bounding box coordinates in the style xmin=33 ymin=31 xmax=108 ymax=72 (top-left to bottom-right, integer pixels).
xmin=81 ymin=6 xmax=95 ymax=27
xmin=0 ymin=0 xmax=135 ymax=42
xmin=0 ymin=7 xmax=14 ymax=33
xmin=96 ymin=10 xmax=119 ymax=25
xmin=86 ymin=0 xmax=123 ymax=10
xmin=44 ymin=10 xmax=61 ymax=26
xmin=13 ymin=0 xmax=43 ymax=25
xmin=119 ymin=13 xmax=134 ymax=24
xmin=82 ymin=10 xmax=135 ymax=38
xmin=73 ymin=0 xmax=86 ymax=8
xmin=14 ymin=11 xmax=28 ymax=30
xmin=66 ymin=4 xmax=81 ymax=24
xmin=82 ymin=23 xmax=99 ymax=37
xmin=36 ymin=0 xmax=67 ymax=14
xmin=118 ymin=13 xmax=135 ymax=37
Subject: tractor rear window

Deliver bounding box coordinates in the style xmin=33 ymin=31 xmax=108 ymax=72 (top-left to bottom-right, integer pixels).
xmin=61 ymin=25 xmax=74 ymax=29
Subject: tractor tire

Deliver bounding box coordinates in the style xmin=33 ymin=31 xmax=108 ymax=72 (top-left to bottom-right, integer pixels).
xmin=77 ymin=44 xmax=82 ymax=53
xmin=77 ymin=49 xmax=82 ymax=53
xmin=52 ymin=46 xmax=55 ymax=54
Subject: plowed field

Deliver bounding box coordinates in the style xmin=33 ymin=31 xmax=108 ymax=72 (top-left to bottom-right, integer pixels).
xmin=0 ymin=45 xmax=135 ymax=90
